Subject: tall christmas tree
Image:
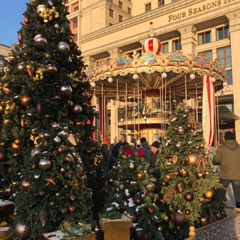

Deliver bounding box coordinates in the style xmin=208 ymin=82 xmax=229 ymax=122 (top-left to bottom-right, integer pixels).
xmin=158 ymin=102 xmax=226 ymax=240
xmin=0 ymin=0 xmax=99 ymax=239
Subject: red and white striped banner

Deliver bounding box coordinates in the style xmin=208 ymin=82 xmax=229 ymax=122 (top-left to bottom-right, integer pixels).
xmin=202 ymin=75 xmax=215 ymax=150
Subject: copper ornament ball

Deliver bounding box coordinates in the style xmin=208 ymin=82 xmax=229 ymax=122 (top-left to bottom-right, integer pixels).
xmin=21 ymin=96 xmax=32 ymax=107
xmin=184 ymin=192 xmax=194 ymax=201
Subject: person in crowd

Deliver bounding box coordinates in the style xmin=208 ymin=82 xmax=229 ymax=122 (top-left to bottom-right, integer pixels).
xmin=108 ymin=136 xmax=124 ymax=172
xmin=101 ymin=139 xmax=111 ymax=175
xmin=138 ymin=137 xmax=152 ymax=163
xmin=213 ymin=131 xmax=240 ymax=208
xmin=150 ymin=141 xmax=160 ymax=166
xmin=120 ymin=141 xmax=135 ymax=157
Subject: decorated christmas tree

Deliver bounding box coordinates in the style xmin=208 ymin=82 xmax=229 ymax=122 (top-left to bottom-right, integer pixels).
xmin=100 ymin=144 xmax=167 ymax=240
xmin=158 ymin=103 xmax=226 ymax=240
xmin=0 ymin=0 xmax=99 ymax=239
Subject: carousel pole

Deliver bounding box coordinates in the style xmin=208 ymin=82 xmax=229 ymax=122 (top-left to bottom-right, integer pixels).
xmin=196 ymin=85 xmax=198 ymax=122
xmin=101 ymin=81 xmax=104 ymax=140
xmin=133 ymin=88 xmax=136 ymax=135
xmin=125 ymin=82 xmax=128 ymax=137
xmin=185 ymin=75 xmax=188 ymax=102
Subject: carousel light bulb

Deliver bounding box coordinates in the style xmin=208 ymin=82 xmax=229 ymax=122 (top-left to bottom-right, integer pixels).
xmin=190 ymin=73 xmax=196 ymax=80
xmin=223 ymin=82 xmax=228 ymax=87
xmin=120 ymin=118 xmax=123 ymax=122
xmin=210 ymin=77 xmax=216 ymax=83
xmin=161 ymin=72 xmax=167 ymax=79
xmin=90 ymin=81 xmax=96 ymax=87
xmin=108 ymin=77 xmax=113 ymax=83
xmin=133 ymin=73 xmax=139 ymax=80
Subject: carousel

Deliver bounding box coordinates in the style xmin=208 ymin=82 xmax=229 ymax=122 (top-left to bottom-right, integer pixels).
xmin=85 ymin=23 xmax=227 ymax=146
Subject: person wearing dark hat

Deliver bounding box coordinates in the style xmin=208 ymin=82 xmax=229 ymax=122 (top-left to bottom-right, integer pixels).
xmin=138 ymin=137 xmax=152 ymax=163
xmin=213 ymin=131 xmax=240 ymax=208
xmin=150 ymin=141 xmax=161 ymax=166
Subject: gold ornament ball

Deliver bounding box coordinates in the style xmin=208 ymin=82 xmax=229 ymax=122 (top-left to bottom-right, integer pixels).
xmin=12 ymin=142 xmax=21 ymax=150
xmin=199 ymin=217 xmax=209 ymax=226
xmin=146 ymin=182 xmax=155 ymax=192
xmin=15 ymin=223 xmax=29 ymax=239
xmin=204 ymin=189 xmax=215 ymax=199
xmin=137 ymin=172 xmax=145 ymax=180
xmin=21 ymin=96 xmax=32 ymax=107
xmin=186 ymin=153 xmax=199 ymax=166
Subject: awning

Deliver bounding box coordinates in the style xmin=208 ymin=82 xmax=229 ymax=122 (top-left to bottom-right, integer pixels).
xmin=218 ymin=105 xmax=240 ymax=122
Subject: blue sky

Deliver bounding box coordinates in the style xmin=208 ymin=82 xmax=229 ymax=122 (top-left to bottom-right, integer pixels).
xmin=0 ymin=1 xmax=28 ymax=47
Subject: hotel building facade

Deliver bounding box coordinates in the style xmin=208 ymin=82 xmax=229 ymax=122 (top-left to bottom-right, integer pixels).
xmin=65 ymin=0 xmax=240 ymax=143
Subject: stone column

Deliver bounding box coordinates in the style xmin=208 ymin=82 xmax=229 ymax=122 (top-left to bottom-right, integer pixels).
xmin=226 ymin=11 xmax=240 ymax=141
xmin=108 ymin=47 xmax=122 ymax=58
xmin=178 ymin=24 xmax=197 ymax=56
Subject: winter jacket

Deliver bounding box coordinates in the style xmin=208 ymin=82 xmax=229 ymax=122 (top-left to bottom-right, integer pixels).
xmin=140 ymin=141 xmax=152 ymax=163
xmin=213 ymin=140 xmax=240 ymax=180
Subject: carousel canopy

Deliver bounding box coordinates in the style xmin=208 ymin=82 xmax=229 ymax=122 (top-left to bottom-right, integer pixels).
xmin=86 ymin=50 xmax=226 ymax=100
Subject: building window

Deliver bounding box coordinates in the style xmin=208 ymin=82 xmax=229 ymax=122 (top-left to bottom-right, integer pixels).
xmin=217 ymin=46 xmax=231 ymax=67
xmin=226 ymin=70 xmax=232 ymax=85
xmin=73 ymin=6 xmax=79 ymax=11
xmin=119 ymin=15 xmax=123 ymax=22
xmin=127 ymin=7 xmax=131 ymax=15
xmin=198 ymin=31 xmax=211 ymax=45
xmin=162 ymin=42 xmax=169 ymax=53
xmin=109 ymin=8 xmax=114 ymax=18
xmin=172 ymin=39 xmax=181 ymax=51
xmin=216 ymin=25 xmax=229 ymax=40
xmin=119 ymin=1 xmax=123 ymax=9
xmin=72 ymin=18 xmax=78 ymax=28
xmin=158 ymin=0 xmax=165 ymax=6
xmin=145 ymin=3 xmax=151 ymax=12
xmin=198 ymin=50 xmax=212 ymax=59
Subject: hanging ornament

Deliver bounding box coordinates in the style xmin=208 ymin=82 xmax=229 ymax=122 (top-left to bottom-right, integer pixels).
xmin=67 ymin=134 xmax=77 ymax=146
xmin=2 ymin=86 xmax=14 ymax=95
xmin=180 ymin=169 xmax=188 ymax=177
xmin=169 ymin=115 xmax=178 ymax=122
xmin=37 ymin=4 xmax=46 ymax=14
xmin=129 ymin=162 xmax=134 ymax=169
xmin=73 ymin=104 xmax=82 ymax=113
xmin=172 ymin=211 xmax=186 ymax=226
xmin=60 ymin=85 xmax=72 ymax=95
xmin=11 ymin=141 xmax=21 ymax=150
xmin=172 ymin=155 xmax=178 ymax=165
xmin=175 ymin=142 xmax=181 ymax=149
xmin=134 ymin=228 xmax=145 ymax=240
xmin=196 ymin=171 xmax=204 ymax=179
xmin=20 ymin=96 xmax=32 ymax=107
xmin=39 ymin=209 xmax=48 ymax=227
xmin=137 ymin=172 xmax=145 ymax=180
xmin=58 ymin=42 xmax=70 ymax=53
xmin=184 ymin=192 xmax=194 ymax=202
xmin=65 ymin=154 xmax=75 ymax=164
xmin=34 ymin=34 xmax=47 ymax=49
xmin=146 ymin=182 xmax=155 ymax=192
xmin=21 ymin=181 xmax=30 ymax=194
xmin=39 ymin=158 xmax=52 ymax=170
xmin=69 ymin=205 xmax=76 ymax=213
xmin=0 ymin=151 xmax=6 ymax=162
xmin=185 ymin=153 xmax=199 ymax=166
xmin=46 ymin=64 xmax=57 ymax=73
xmin=185 ymin=210 xmax=191 ymax=215
xmin=14 ymin=223 xmax=30 ymax=240
xmin=199 ymin=217 xmax=208 ymax=226
xmin=177 ymin=126 xmax=185 ymax=134
xmin=204 ymin=189 xmax=215 ymax=199
xmin=175 ymin=181 xmax=185 ymax=193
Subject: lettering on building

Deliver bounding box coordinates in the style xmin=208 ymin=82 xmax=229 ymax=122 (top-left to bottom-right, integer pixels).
xmin=168 ymin=0 xmax=235 ymax=22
